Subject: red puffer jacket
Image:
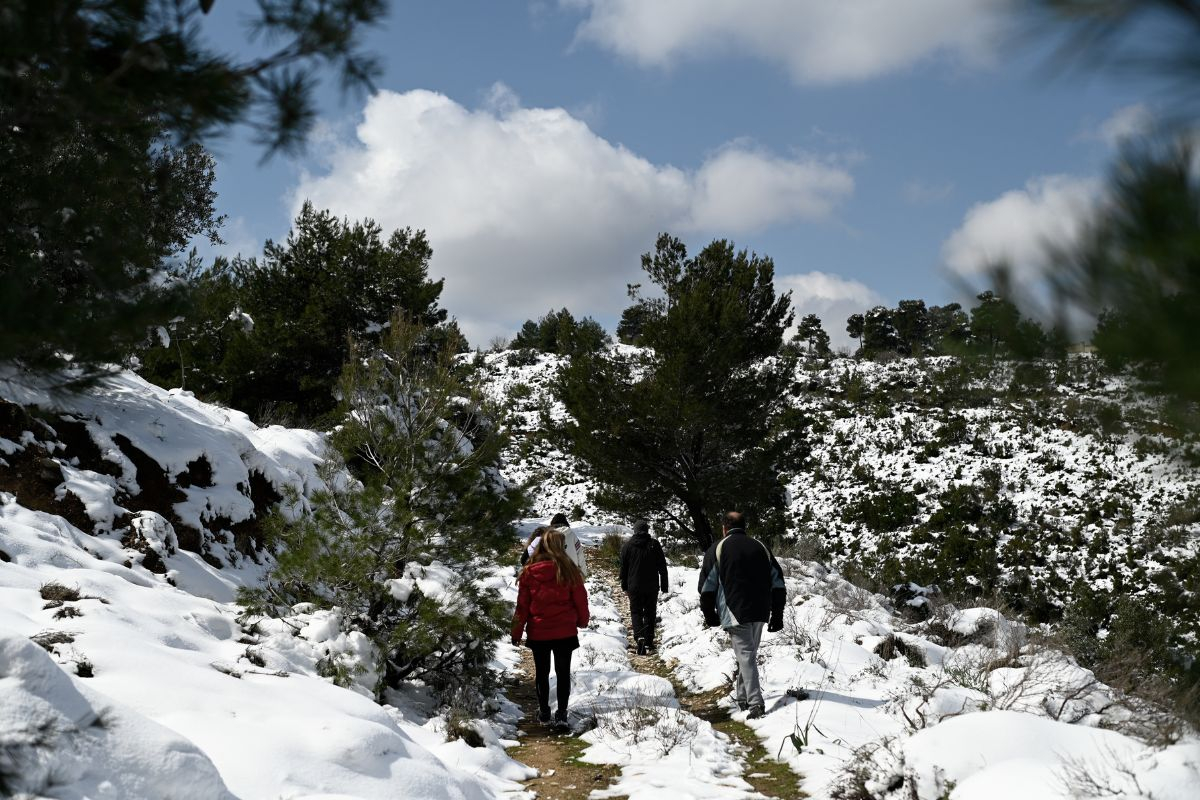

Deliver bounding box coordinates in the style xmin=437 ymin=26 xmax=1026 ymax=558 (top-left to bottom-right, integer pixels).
xmin=511 ymin=560 xmax=590 ymax=642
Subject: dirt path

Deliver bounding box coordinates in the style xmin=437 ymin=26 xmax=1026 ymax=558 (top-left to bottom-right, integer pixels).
xmin=592 ymin=557 xmax=807 ymax=800
xmin=506 ymin=647 xmax=624 ymax=800
xmin=504 ymin=546 xmax=804 ymax=799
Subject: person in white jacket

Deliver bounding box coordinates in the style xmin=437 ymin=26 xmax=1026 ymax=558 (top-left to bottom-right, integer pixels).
xmin=521 ymin=513 xmax=588 ymax=578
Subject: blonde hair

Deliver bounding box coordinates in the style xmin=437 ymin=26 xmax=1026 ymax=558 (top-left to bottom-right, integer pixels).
xmin=523 ymin=528 xmax=584 ymax=586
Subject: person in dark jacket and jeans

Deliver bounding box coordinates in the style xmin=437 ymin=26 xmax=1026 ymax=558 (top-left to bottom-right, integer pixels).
xmin=619 ymin=519 xmax=669 ymax=655
xmin=512 ymin=528 xmax=590 ymax=728
xmin=698 ymin=511 xmax=786 ymax=719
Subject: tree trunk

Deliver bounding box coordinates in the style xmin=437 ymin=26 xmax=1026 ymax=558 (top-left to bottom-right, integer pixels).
xmin=686 ymin=500 xmax=714 ymax=551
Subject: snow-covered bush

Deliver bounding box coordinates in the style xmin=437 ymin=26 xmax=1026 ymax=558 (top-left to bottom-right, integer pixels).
xmin=240 ymin=319 xmax=525 ymax=701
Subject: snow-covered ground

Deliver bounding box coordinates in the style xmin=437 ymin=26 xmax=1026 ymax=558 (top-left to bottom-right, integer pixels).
xmin=507 ymin=522 xmax=767 ymax=799
xmin=0 ymin=369 xmax=530 ymax=798
xmin=478 ymin=348 xmax=1200 ymax=799
xmin=656 ymin=558 xmax=1200 ymax=799
xmin=2 ymin=353 xmax=1198 ymax=798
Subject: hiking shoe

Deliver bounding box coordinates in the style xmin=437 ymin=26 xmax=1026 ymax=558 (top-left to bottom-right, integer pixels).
xmin=636 ymin=639 xmax=647 ymax=656
xmin=736 ymin=701 xmax=749 ymax=712
xmin=553 ymin=709 xmax=569 ymax=729
xmin=538 ymin=707 xmax=551 ymax=724
xmin=746 ymin=705 xmax=765 ymax=720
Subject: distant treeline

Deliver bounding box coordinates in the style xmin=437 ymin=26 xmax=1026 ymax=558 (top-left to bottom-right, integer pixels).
xmin=506 ymin=290 xmax=1071 ymax=362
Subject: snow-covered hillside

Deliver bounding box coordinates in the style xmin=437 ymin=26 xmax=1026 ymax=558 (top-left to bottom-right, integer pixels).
xmin=473 ymin=347 xmax=1200 ymax=798
xmin=0 ymin=369 xmax=529 ymax=798
xmin=477 ymin=350 xmax=1200 ymax=638
xmin=2 ymin=352 xmax=1197 ymax=798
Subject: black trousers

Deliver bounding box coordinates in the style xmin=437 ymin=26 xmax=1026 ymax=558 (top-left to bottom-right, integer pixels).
xmin=529 ymin=637 xmax=577 ymax=713
xmin=627 ymin=589 xmax=659 ymax=646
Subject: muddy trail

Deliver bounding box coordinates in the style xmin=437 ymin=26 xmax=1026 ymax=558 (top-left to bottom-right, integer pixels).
xmin=505 ymin=545 xmax=805 ymax=799
xmin=506 ymin=644 xmax=624 ymax=800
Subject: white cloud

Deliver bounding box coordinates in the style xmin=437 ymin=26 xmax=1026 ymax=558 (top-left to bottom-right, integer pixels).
xmin=941 ymin=175 xmax=1103 ymax=283
xmin=189 ymin=215 xmax=260 ymax=264
xmin=1100 ymin=104 xmax=1152 ymax=145
xmin=292 ymin=87 xmax=854 ymax=345
xmin=562 ymin=0 xmax=1011 ymax=84
xmin=689 ymin=146 xmax=854 ymax=232
xmin=1092 ymin=103 xmax=1153 ymax=147
xmin=777 ymin=271 xmax=886 ymax=352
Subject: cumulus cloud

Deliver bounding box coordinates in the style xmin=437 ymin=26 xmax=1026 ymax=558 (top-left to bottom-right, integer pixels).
xmin=941 ymin=175 xmax=1103 ymax=283
xmin=292 ymin=86 xmax=854 ymax=345
xmin=689 ymin=147 xmax=854 ymax=231
xmin=562 ymin=0 xmax=1011 ymax=84
xmin=777 ymin=271 xmax=886 ymax=352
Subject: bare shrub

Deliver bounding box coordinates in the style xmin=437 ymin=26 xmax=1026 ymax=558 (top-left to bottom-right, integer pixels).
xmin=886 ymin=672 xmax=974 ymax=733
xmin=29 ymin=631 xmax=74 ymax=651
xmin=873 ymin=634 xmax=927 ymax=668
xmin=828 ymin=737 xmax=905 ymax=800
xmin=442 ymin=687 xmax=488 ymax=748
xmin=774 ymin=530 xmax=829 ymax=564
xmin=589 ymin=690 xmax=699 ymax=758
xmin=1057 ymin=747 xmax=1156 ymax=799
xmin=820 ymin=581 xmax=880 ymax=630
xmin=596 ymin=529 xmax=624 ymax=568
xmin=39 ymin=581 xmax=80 ymax=603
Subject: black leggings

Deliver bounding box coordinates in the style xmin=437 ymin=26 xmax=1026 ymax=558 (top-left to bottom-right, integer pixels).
xmin=530 ymin=638 xmax=576 ymax=713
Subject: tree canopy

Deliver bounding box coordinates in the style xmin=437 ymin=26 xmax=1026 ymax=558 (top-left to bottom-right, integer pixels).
xmin=136 ymin=203 xmax=456 ymax=424
xmin=554 ymin=234 xmax=806 ymax=549
xmin=0 ymin=0 xmax=385 ymax=370
xmin=511 ymin=308 xmax=610 ymax=357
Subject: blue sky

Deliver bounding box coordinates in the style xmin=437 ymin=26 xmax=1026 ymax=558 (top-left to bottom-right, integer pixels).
xmin=196 ymin=1 xmax=1158 ymax=348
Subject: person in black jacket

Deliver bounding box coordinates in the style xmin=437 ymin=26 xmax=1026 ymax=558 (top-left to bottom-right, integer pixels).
xmin=619 ymin=519 xmax=669 ymax=655
xmin=697 ymin=511 xmax=786 ymax=719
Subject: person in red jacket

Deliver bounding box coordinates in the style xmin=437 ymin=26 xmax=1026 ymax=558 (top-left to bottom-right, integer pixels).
xmin=511 ymin=527 xmax=590 ymax=728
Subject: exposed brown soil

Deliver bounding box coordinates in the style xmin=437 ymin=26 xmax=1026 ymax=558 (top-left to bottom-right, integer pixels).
xmin=507 ymin=646 xmax=625 ymax=800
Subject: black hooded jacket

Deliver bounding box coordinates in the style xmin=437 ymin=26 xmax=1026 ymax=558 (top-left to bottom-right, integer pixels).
xmin=620 ymin=532 xmax=669 ymax=594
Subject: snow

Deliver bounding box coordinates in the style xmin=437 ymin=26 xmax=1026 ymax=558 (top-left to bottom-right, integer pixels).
xmin=903 ymin=711 xmax=1199 ymax=800
xmin=1 ymin=353 xmax=1198 ymax=798
xmin=0 ymin=497 xmax=520 ymax=799
xmin=0 ymin=370 xmax=522 ymax=799
xmin=500 ymin=543 xmax=766 ymax=800
xmin=0 ymin=366 xmax=326 ymax=547
xmin=0 ymin=633 xmax=236 ymax=800
xmin=649 ymin=557 xmax=1200 ymax=799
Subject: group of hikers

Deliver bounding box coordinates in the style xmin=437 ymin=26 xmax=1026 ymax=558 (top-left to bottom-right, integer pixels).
xmin=510 ymin=511 xmax=787 ymax=729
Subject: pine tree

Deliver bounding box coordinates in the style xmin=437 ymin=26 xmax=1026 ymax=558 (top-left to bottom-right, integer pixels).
xmin=1 ymin=1 xmax=385 ymax=369
xmin=861 ymin=306 xmax=900 ymax=356
xmin=555 ymin=234 xmax=806 ymax=549
xmin=137 ymin=203 xmax=452 ymax=424
xmin=893 ymin=299 xmax=931 ymax=356
xmin=846 ymin=313 xmax=865 ymax=355
xmin=616 ymin=293 xmax=658 ymax=345
xmin=796 ymin=314 xmax=832 ymax=357
xmin=1056 ymin=139 xmax=1200 ymax=402
xmin=928 ymin=302 xmax=970 ymax=353
xmin=240 ymin=317 xmax=524 ymax=701
xmin=511 ymin=308 xmax=610 ymax=356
